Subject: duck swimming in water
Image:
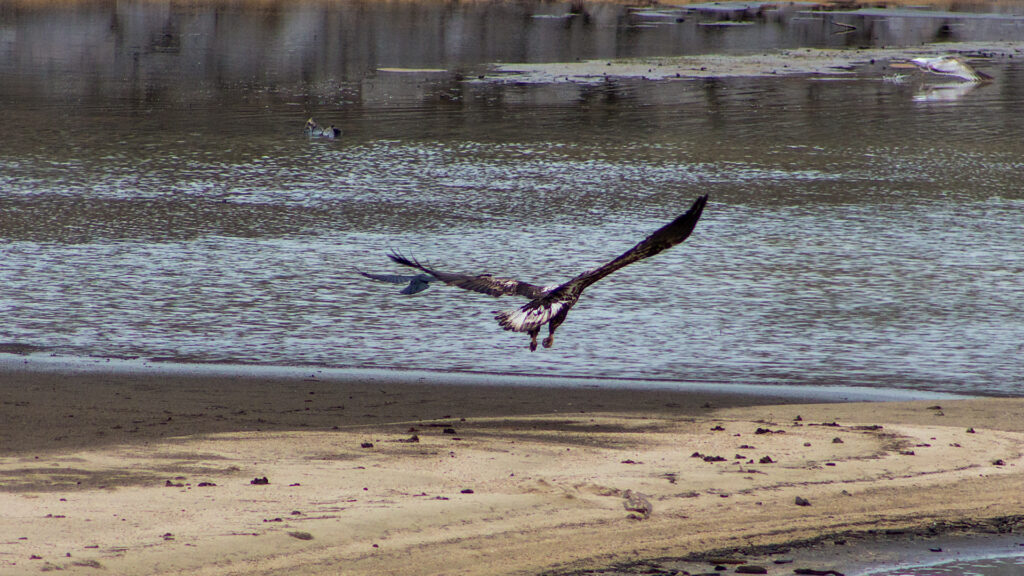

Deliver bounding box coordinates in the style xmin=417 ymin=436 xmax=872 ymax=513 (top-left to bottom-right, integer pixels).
xmin=305 ymin=118 xmax=341 ymax=139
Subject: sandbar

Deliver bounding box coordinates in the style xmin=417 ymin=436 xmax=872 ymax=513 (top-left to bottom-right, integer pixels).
xmin=2 ymin=361 xmax=1023 ymax=575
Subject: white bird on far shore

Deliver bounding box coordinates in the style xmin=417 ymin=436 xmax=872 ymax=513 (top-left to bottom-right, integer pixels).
xmin=907 ymin=55 xmax=991 ymax=83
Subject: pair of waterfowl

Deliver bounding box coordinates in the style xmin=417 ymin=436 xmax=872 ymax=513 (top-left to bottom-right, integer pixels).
xmin=360 ymin=195 xmax=709 ymax=351
xmin=305 ymin=118 xmax=341 ymax=139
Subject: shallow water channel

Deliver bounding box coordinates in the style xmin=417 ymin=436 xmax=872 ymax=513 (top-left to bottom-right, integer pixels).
xmin=1 ymin=0 xmax=1023 ymax=396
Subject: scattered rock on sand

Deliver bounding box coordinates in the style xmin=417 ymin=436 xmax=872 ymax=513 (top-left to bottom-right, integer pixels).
xmin=250 ymin=476 xmax=269 ymax=485
xmin=288 ymin=531 xmax=314 ymax=540
xmin=736 ymin=565 xmax=769 ymax=574
xmin=623 ymin=489 xmax=652 ymax=520
xmin=795 ymin=496 xmax=811 ymax=507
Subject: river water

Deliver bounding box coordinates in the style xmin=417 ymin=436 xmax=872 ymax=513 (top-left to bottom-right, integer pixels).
xmin=1 ymin=0 xmax=1023 ymax=396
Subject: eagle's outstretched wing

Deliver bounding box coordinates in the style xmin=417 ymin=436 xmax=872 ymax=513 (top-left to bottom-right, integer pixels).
xmin=358 ymin=270 xmax=435 ymax=295
xmin=387 ymin=251 xmax=549 ymax=299
xmin=496 ymin=194 xmax=708 ymax=334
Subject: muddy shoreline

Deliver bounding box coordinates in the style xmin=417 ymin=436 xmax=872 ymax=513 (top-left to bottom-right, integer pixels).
xmin=559 ymin=517 xmax=1024 ymax=575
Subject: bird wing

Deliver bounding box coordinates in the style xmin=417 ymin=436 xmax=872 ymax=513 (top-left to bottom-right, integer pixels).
xmin=495 ymin=194 xmax=708 ymax=332
xmin=559 ymin=194 xmax=707 ymax=294
xmin=358 ymin=270 xmax=435 ymax=295
xmin=400 ymin=276 xmax=433 ymax=295
xmin=387 ymin=251 xmax=548 ymax=298
xmin=358 ymin=271 xmax=425 ymax=284
xmin=910 ymin=56 xmax=990 ymax=82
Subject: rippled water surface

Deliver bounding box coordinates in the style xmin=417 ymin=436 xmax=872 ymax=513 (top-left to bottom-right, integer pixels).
xmin=867 ymin=553 xmax=1024 ymax=576
xmin=2 ymin=0 xmax=1023 ymax=395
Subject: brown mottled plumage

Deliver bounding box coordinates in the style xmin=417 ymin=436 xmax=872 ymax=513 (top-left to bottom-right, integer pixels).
xmin=385 ymin=195 xmax=708 ymax=350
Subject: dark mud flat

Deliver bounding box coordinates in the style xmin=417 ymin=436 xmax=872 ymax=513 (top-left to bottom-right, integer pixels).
xmin=555 ymin=517 xmax=1024 ymax=576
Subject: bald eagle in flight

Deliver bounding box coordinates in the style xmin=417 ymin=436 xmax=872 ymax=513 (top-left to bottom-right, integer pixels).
xmin=384 ymin=194 xmax=708 ymax=351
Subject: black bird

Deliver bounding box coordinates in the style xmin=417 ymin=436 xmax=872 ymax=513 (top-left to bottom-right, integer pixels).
xmin=387 ymin=194 xmax=708 ymax=350
xmin=356 ymin=270 xmax=438 ymax=295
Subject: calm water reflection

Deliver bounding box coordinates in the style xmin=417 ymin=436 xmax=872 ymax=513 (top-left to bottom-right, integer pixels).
xmin=1 ymin=1 xmax=1023 ymax=395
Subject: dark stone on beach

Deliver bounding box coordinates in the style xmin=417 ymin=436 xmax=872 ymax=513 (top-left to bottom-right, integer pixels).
xmin=967 ymin=427 xmax=976 ymax=433
xmin=703 ymin=455 xmax=727 ymax=462
xmin=929 ymin=547 xmax=943 ymax=552
xmin=711 ymin=425 xmax=726 ymax=431
xmin=197 ymin=481 xmax=216 ymax=487
xmin=165 ymin=480 xmax=184 ymax=487
xmin=832 ymin=437 xmax=844 ymax=444
xmin=250 ymin=476 xmax=269 ymax=485
xmin=795 ymin=496 xmax=811 ymax=506
xmin=623 ymin=490 xmax=653 ymax=520
xmin=692 ymin=451 xmax=704 ymax=458
xmin=759 ymin=456 xmax=774 ymax=464
xmin=794 ymin=570 xmax=844 ymax=576
xmin=754 ymin=427 xmax=771 ymax=435
xmin=735 ymin=566 xmax=768 ymax=574
xmin=443 ymin=427 xmax=457 ymax=434
xmin=994 ymin=459 xmax=1006 ymax=466
xmin=460 ymin=488 xmax=474 ymax=494
xmin=360 ymin=442 xmax=374 ymax=448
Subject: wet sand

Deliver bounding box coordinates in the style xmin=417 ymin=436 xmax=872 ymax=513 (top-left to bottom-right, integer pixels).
xmin=2 ymin=364 xmax=1024 ymax=575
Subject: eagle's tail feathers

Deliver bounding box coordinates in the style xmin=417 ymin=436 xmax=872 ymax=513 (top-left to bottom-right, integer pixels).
xmin=496 ymin=300 xmax=568 ymax=333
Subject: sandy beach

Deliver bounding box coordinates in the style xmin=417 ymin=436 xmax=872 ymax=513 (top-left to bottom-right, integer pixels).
xmin=1 ymin=364 xmax=1023 ymax=575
